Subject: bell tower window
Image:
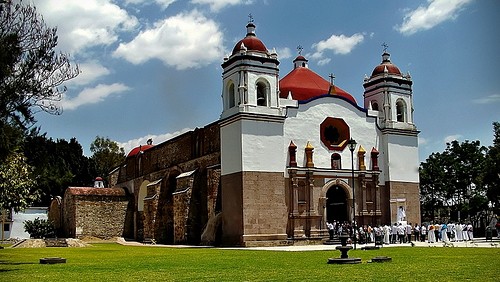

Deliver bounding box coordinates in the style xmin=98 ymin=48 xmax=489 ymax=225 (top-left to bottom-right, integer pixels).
xmin=228 ymin=83 xmax=236 ymax=108
xmin=396 ymin=99 xmax=406 ymax=122
xmin=372 ymin=101 xmax=379 ymax=111
xmin=256 ymin=81 xmax=267 ymax=106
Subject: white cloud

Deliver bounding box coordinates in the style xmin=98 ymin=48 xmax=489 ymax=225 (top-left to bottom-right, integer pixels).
xmin=62 ymin=83 xmax=130 ymax=111
xmin=113 ymin=10 xmax=224 ymax=69
xmin=118 ymin=128 xmax=192 ymax=154
xmin=472 ymin=94 xmax=500 ymax=104
xmin=313 ymin=33 xmax=364 ymax=55
xmin=444 ymin=134 xmax=463 ymax=144
xmin=275 ymin=47 xmax=292 ymax=60
xmin=418 ymin=136 xmax=429 ymax=146
xmin=191 ymin=0 xmax=252 ymax=12
xmin=36 ymin=0 xmax=138 ymax=53
xmin=67 ymin=61 xmax=111 ymax=86
xmin=124 ymin=0 xmax=177 ymax=9
xmin=397 ymin=0 xmax=473 ymax=35
xmin=309 ymin=33 xmax=364 ymax=65
xmin=317 ymin=58 xmax=331 ymax=66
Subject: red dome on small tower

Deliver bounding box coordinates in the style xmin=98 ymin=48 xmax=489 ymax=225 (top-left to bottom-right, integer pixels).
xmin=127 ymin=139 xmax=154 ymax=158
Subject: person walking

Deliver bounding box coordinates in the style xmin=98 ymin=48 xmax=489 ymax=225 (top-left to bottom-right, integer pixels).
xmin=428 ymin=224 xmax=435 ymax=243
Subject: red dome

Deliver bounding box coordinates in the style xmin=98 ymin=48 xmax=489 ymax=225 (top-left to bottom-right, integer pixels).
xmin=371 ymin=52 xmax=401 ymax=76
xmin=279 ymin=67 xmax=356 ymax=103
xmin=127 ymin=144 xmax=154 ymax=158
xmin=231 ymin=22 xmax=268 ymax=55
xmin=232 ymin=35 xmax=267 ymax=55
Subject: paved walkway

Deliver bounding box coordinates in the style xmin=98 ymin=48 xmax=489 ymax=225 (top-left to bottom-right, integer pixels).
xmin=117 ymin=237 xmax=500 ymax=251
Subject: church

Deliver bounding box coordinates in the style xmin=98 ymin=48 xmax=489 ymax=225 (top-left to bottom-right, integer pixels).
xmin=109 ymin=21 xmax=420 ymax=246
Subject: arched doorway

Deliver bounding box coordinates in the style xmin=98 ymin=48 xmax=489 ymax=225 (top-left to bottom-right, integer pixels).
xmin=326 ymin=185 xmax=348 ymax=223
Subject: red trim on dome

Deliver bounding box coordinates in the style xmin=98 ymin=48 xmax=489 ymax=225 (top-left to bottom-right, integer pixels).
xmin=232 ymin=35 xmax=268 ymax=55
xmin=279 ymin=67 xmax=356 ymax=103
xmin=127 ymin=144 xmax=154 ymax=158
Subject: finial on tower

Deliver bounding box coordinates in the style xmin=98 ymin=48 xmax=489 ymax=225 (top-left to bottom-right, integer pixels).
xmin=297 ymin=45 xmax=303 ymax=55
xmin=248 ymin=13 xmax=254 ymax=23
xmin=382 ymin=42 xmax=389 ymax=53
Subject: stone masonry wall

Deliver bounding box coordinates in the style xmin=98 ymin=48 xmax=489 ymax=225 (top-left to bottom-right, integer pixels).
xmin=74 ymin=196 xmax=128 ymax=238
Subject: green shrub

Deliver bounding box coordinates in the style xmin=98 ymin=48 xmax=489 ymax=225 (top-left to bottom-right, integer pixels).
xmin=23 ymin=217 xmax=56 ymax=238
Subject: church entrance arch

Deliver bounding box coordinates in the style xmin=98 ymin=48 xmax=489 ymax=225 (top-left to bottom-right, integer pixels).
xmin=326 ymin=185 xmax=348 ymax=223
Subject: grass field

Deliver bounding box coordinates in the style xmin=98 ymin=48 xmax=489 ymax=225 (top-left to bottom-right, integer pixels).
xmin=1 ymin=243 xmax=499 ymax=281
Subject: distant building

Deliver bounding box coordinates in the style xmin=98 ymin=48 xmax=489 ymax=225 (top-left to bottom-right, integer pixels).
xmin=105 ymin=21 xmax=421 ymax=246
xmin=1 ymin=207 xmax=48 ymax=240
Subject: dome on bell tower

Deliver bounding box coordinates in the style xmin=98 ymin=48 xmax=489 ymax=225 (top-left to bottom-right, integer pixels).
xmin=231 ymin=22 xmax=268 ymax=55
xmin=370 ymin=52 xmax=402 ymax=77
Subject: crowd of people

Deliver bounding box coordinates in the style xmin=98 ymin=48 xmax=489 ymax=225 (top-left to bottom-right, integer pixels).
xmin=326 ymin=221 xmax=476 ymax=244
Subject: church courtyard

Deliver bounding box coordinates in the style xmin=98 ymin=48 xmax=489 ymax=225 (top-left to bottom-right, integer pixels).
xmin=1 ymin=240 xmax=498 ymax=281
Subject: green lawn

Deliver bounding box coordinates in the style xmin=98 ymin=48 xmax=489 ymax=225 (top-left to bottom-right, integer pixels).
xmin=1 ymin=243 xmax=499 ymax=281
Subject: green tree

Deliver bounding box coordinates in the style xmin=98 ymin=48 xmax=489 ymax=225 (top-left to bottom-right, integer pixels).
xmin=0 ymin=0 xmax=79 ymax=162
xmin=419 ymin=140 xmax=487 ymax=223
xmin=0 ymin=151 xmax=39 ymax=212
xmin=484 ymin=122 xmax=500 ymax=214
xmin=90 ymin=136 xmax=125 ymax=183
xmin=23 ymin=133 xmax=96 ymax=206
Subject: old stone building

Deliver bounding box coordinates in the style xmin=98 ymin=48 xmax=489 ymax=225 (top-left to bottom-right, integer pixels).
xmin=49 ymin=186 xmax=129 ymax=239
xmin=109 ymin=21 xmax=420 ymax=246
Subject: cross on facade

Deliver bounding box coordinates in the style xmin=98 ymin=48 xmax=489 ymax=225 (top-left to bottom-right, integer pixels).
xmin=329 ymin=73 xmax=335 ymax=85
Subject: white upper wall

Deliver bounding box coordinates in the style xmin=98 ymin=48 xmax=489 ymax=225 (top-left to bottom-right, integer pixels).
xmin=383 ymin=134 xmax=419 ymax=183
xmin=283 ymin=97 xmax=387 ymax=182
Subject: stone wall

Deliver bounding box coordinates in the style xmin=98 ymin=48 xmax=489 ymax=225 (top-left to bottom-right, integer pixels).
xmin=63 ymin=187 xmax=129 ymax=239
xmin=114 ymin=122 xmax=222 ymax=244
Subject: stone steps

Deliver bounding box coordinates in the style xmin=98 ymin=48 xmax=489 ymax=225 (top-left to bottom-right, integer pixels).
xmin=44 ymin=238 xmax=68 ymax=247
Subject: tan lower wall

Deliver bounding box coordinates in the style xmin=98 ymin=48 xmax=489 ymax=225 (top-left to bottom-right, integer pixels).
xmin=385 ymin=181 xmax=421 ymax=225
xmin=221 ymin=171 xmax=288 ymax=246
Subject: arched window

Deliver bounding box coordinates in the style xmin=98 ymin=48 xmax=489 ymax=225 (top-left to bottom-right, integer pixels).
xmin=396 ymin=99 xmax=406 ymax=122
xmin=371 ymin=101 xmax=379 ymax=111
xmin=228 ymin=83 xmax=235 ymax=108
xmin=331 ymin=153 xmax=341 ymax=169
xmin=256 ymin=81 xmax=267 ymax=106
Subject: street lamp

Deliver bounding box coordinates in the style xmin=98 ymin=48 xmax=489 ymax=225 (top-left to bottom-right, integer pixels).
xmin=348 ymin=138 xmax=357 ymax=250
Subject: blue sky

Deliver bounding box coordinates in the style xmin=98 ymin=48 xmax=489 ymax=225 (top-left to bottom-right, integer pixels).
xmin=31 ymin=0 xmax=499 ymax=162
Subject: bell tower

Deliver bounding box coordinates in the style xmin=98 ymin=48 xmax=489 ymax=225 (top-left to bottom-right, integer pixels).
xmin=219 ymin=19 xmax=287 ymax=246
xmin=220 ymin=17 xmax=281 ymax=120
xmin=363 ymin=47 xmax=420 ymax=225
xmin=363 ymin=48 xmax=415 ymax=131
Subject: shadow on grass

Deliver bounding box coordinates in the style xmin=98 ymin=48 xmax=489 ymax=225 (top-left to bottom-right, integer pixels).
xmin=0 ymin=260 xmax=37 ymax=265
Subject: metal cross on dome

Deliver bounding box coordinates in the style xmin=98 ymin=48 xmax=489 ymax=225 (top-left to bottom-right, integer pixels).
xmin=297 ymin=45 xmax=303 ymax=55
xmin=248 ymin=13 xmax=254 ymax=23
xmin=382 ymin=42 xmax=389 ymax=53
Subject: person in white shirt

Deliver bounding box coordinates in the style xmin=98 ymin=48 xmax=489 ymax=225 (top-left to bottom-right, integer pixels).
xmin=456 ymin=223 xmax=463 ymax=241
xmin=391 ymin=223 xmax=398 ymax=244
xmin=467 ymin=223 xmax=474 ymax=241
xmin=462 ymin=223 xmax=469 ymax=241
xmin=383 ymin=225 xmax=391 ymax=245
xmin=420 ymin=224 xmax=427 ymax=242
